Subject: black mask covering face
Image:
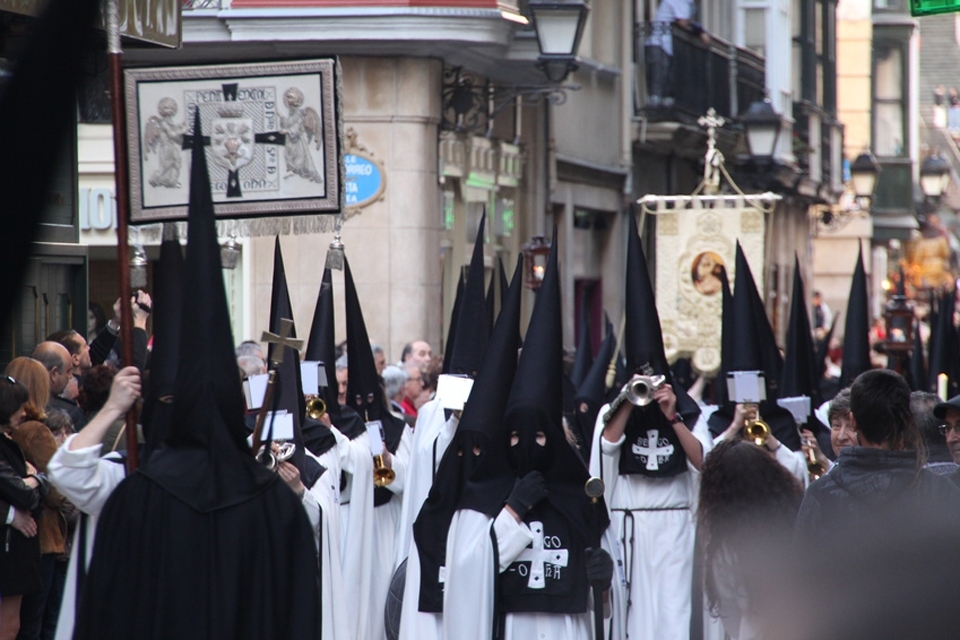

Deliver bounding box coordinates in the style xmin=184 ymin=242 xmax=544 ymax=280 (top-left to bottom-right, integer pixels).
xmin=507 ymin=405 xmax=554 ymax=476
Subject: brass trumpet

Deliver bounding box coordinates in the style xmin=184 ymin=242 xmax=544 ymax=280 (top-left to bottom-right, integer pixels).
xmin=626 ymin=374 xmax=666 ymax=407
xmin=305 ymin=396 xmax=327 ymax=420
xmin=803 ymin=436 xmax=825 ymax=481
xmin=743 ymin=404 xmax=770 ymax=447
xmin=373 ymin=454 xmax=396 ymax=487
xmin=257 ymin=441 xmax=296 ymax=472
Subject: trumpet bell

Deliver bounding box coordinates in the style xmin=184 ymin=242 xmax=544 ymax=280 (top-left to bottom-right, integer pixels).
xmin=745 ymin=419 xmax=771 ymax=447
xmin=306 ymin=396 xmax=327 ymax=420
xmin=373 ymin=454 xmax=396 ymax=487
xmin=627 ymin=374 xmax=666 ymax=407
xmin=256 ymin=441 xmax=296 ymax=472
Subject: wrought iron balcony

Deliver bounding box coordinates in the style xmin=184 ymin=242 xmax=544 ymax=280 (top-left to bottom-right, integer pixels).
xmin=634 ymin=23 xmax=765 ymax=123
xmin=182 ymin=0 xmax=224 ymax=10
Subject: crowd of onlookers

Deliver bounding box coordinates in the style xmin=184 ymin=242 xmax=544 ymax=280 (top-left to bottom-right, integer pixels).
xmin=0 ymin=293 xmax=151 ymax=640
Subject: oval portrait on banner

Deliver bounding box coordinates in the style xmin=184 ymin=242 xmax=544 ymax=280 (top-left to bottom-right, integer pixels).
xmin=690 ymin=251 xmax=725 ymax=296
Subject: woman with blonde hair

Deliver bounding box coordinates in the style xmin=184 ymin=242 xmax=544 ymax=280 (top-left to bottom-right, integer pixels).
xmin=5 ymin=357 xmax=50 ymax=423
xmin=4 ymin=357 xmax=65 ymax=639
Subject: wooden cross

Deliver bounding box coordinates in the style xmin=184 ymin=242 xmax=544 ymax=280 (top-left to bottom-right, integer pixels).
xmin=261 ymin=318 xmax=303 ymax=366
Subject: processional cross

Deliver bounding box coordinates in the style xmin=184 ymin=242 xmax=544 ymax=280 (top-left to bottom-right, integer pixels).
xmin=261 ymin=318 xmax=303 ymax=366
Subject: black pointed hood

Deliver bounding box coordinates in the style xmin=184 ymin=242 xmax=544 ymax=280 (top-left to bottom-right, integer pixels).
xmin=0 ymin=0 xmax=100 ymax=323
xmin=343 ymin=256 xmax=382 ymax=422
xmin=708 ymin=263 xmax=735 ymax=435
xmin=908 ymin=319 xmax=927 ymax=392
xmin=267 ymin=237 xmax=296 ymax=363
xmin=624 ymin=213 xmax=700 ymax=423
xmin=141 ymin=228 xmax=183 ymax=462
xmin=411 ymin=255 xmax=523 ymax=613
xmin=709 ymin=244 xmax=795 ymax=447
xmin=441 ymin=276 xmax=465 ymax=375
xmin=572 ymin=329 xmax=616 ymax=459
xmin=305 ymin=267 xmax=342 ymax=425
xmin=445 ymin=214 xmax=489 ymax=377
xmin=815 ymin=314 xmax=839 ymax=383
xmin=142 ymin=111 xmax=276 ymax=513
xmin=499 ymin=256 xmax=510 ymax=315
xmin=265 ymin=238 xmax=312 ymax=477
xmin=781 ymin=257 xmax=819 ymax=403
xmin=840 ymin=248 xmax=871 ymax=388
xmin=486 ymin=267 xmax=496 ymax=334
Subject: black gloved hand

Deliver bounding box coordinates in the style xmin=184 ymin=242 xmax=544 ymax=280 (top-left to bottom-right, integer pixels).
xmin=585 ymin=547 xmax=613 ymax=589
xmin=506 ymin=471 xmax=547 ymax=521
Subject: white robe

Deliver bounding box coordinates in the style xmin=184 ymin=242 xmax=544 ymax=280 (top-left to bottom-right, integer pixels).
xmin=443 ymin=509 xmax=534 ymax=640
xmin=367 ymin=428 xmax=409 ymax=640
xmin=393 ymin=400 xmax=458 ymax=569
xmin=46 ymin=435 xmax=127 ymax=640
xmin=303 ymin=437 xmax=351 ymax=640
xmin=397 ymin=537 xmax=442 ymax=640
xmin=338 ymin=432 xmax=377 ymax=640
xmin=589 ymin=410 xmax=714 ymax=640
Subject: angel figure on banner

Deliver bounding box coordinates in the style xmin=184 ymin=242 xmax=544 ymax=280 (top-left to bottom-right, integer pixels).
xmin=143 ymin=97 xmax=188 ymax=188
xmin=279 ymin=86 xmax=323 ymax=184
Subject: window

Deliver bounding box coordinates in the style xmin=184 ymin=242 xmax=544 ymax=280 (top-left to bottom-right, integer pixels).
xmin=873 ymin=43 xmax=907 ymax=157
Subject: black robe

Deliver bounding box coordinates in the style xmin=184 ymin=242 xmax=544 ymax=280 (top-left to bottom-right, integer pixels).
xmin=73 ymin=464 xmax=320 ymax=639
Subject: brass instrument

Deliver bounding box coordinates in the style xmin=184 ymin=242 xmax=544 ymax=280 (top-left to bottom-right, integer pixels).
xmin=802 ymin=435 xmax=825 ymax=481
xmin=743 ymin=404 xmax=770 ymax=447
xmin=305 ymin=396 xmax=327 ymax=420
xmin=257 ymin=441 xmax=296 ymax=472
xmin=603 ymin=374 xmax=666 ymax=422
xmin=373 ymin=454 xmax=396 ymax=487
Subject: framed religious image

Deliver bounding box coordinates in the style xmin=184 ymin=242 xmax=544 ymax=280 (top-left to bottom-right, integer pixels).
xmin=690 ymin=251 xmax=725 ymax=296
xmin=124 ymin=58 xmax=342 ymax=222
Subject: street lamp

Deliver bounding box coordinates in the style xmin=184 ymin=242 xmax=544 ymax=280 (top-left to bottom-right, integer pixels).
xmin=528 ymin=1 xmax=591 ymax=83
xmin=742 ymin=99 xmax=781 ymax=162
xmin=220 ymin=237 xmax=242 ymax=270
xmin=129 ymin=244 xmax=148 ymax=289
xmin=849 ymin=151 xmax=881 ymax=202
xmin=521 ymin=235 xmax=552 ymax=290
xmin=920 ymin=153 xmax=951 ymax=200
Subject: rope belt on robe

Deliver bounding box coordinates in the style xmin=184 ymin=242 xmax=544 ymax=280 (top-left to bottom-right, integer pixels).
xmin=611 ymin=505 xmax=690 ymax=639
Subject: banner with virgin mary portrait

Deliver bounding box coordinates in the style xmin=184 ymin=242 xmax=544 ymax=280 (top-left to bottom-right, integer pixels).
xmin=639 ymin=193 xmax=779 ymax=375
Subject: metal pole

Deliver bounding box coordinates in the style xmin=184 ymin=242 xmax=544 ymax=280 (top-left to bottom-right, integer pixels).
xmin=107 ymin=0 xmax=138 ymax=473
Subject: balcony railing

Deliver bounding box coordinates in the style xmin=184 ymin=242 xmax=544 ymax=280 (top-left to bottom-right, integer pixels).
xmin=634 ymin=23 xmax=765 ymax=122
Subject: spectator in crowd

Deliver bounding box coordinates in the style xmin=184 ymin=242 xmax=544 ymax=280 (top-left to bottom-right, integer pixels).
xmin=400 ymin=340 xmax=432 ymax=367
xmin=913 ymin=391 xmax=958 ymax=475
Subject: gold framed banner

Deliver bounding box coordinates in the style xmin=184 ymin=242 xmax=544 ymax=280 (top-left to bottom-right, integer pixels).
xmin=640 ymin=193 xmax=779 ymax=375
xmin=125 ymin=58 xmax=342 ymax=223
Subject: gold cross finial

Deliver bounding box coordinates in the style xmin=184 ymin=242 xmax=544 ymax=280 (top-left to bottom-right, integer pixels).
xmin=261 ymin=318 xmax=303 ymax=365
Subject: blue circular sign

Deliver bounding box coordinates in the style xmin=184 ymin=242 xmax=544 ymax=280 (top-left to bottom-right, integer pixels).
xmin=344 ymin=153 xmax=385 ymax=208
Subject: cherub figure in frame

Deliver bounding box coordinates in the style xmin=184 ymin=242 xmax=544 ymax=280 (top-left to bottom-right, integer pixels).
xmin=143 ymin=97 xmax=187 ymax=188
xmin=279 ymin=86 xmax=323 ymax=184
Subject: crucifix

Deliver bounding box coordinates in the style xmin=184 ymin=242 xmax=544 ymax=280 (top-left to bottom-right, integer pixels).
xmin=631 ymin=429 xmax=675 ymax=471
xmin=515 ymin=521 xmax=569 ymax=590
xmin=261 ymin=318 xmax=303 ymax=367
xmin=251 ymin=318 xmax=303 ymax=455
xmin=697 ymin=107 xmax=726 ymax=195
xmin=182 ymin=82 xmax=288 ymax=198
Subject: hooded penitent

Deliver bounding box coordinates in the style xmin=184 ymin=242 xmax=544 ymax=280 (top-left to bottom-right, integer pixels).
xmin=266 ymin=239 xmax=327 ymax=487
xmin=708 ymin=244 xmax=797 ymax=449
xmin=840 ymin=248 xmax=871 ymax=389
xmin=500 ymin=231 xmax=609 ymax=614
xmin=140 ymin=225 xmax=183 ymax=463
xmin=927 ymin=288 xmax=960 ymax=398
xmin=616 ymin=213 xmax=701 ymax=477
xmin=570 ymin=298 xmax=594 ymax=390
xmin=343 ymin=256 xmax=405 ymax=506
xmin=444 ymin=214 xmax=490 ymax=377
xmin=572 ymin=329 xmax=616 ymax=461
xmin=74 ymin=112 xmax=319 ymax=639
xmin=411 ymin=255 xmax=523 ymax=613
xmin=304 ymin=266 xmax=351 ymax=451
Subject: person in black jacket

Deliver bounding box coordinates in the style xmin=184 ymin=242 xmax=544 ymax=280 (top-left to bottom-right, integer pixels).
xmin=0 ymin=376 xmax=50 ymax=640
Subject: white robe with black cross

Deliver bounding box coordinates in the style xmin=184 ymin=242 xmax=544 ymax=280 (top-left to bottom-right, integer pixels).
xmin=444 ymin=507 xmax=613 ymax=640
xmin=589 ymin=409 xmax=714 ymax=640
